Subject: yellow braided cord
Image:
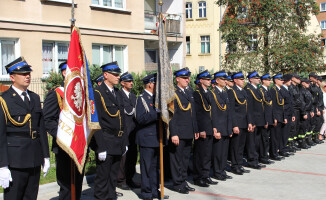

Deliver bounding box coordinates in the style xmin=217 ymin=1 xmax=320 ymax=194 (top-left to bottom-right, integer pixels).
xmin=175 ymin=93 xmax=191 ymax=111
xmin=230 ymin=88 xmax=247 ymax=111
xmin=56 ymin=91 xmax=63 ymax=110
xmin=247 ymin=88 xmax=262 ymax=103
xmin=0 ymin=96 xmax=31 ymax=126
xmin=211 ymin=90 xmax=227 ymax=111
xmin=273 ymin=87 xmax=284 ymax=106
xmin=95 ymin=90 xmax=120 ymax=117
xmin=195 ymin=90 xmax=211 ymax=112
xmin=260 ymin=88 xmax=272 ymax=106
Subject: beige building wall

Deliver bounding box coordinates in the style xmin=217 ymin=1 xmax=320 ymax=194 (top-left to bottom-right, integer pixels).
xmin=185 ymin=1 xmax=226 ymax=73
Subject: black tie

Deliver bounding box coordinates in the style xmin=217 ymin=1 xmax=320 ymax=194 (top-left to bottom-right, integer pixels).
xmin=111 ymin=90 xmax=116 ymax=98
xmin=22 ymin=92 xmax=30 ymax=108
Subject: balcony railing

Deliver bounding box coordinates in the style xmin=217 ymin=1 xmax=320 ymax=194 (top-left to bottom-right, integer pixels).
xmin=144 ymin=11 xmax=182 ymax=35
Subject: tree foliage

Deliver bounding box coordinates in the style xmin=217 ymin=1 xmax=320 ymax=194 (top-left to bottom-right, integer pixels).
xmin=216 ymin=0 xmax=324 ymax=74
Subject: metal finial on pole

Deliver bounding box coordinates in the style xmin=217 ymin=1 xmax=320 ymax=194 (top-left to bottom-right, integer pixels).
xmin=71 ymin=0 xmax=76 ymax=28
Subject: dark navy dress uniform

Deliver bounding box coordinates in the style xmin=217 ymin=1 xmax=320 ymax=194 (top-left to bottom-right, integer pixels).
xmin=192 ymin=71 xmax=215 ymax=185
xmin=135 ymin=73 xmax=163 ymax=199
xmin=93 ymin=62 xmax=127 ymax=200
xmin=227 ymin=72 xmax=253 ymax=174
xmin=211 ymin=71 xmax=232 ymax=180
xmin=169 ymin=68 xmax=198 ymax=192
xmin=270 ymin=74 xmax=285 ymax=159
xmin=43 ymin=62 xmax=85 ymax=200
xmin=0 ymin=57 xmax=49 ymax=200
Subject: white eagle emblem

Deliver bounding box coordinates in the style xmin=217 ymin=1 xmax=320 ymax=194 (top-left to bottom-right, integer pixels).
xmin=71 ymin=82 xmax=83 ymax=112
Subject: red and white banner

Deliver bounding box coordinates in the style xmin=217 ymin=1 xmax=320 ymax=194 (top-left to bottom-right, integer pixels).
xmin=56 ymin=27 xmax=99 ymax=173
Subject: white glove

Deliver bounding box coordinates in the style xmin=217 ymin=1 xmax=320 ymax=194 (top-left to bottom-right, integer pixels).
xmin=98 ymin=151 xmax=107 ymax=161
xmin=122 ymin=146 xmax=128 ymax=156
xmin=43 ymin=158 xmax=50 ymax=178
xmin=0 ymin=166 xmax=12 ymax=189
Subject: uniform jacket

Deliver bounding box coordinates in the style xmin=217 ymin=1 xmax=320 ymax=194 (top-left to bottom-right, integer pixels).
xmin=245 ymin=84 xmax=265 ymax=127
xmin=135 ymin=90 xmax=161 ymax=147
xmin=0 ymin=87 xmax=49 ymax=168
xmin=289 ymin=84 xmax=303 ymax=111
xmin=211 ymin=86 xmax=232 ymax=136
xmin=300 ymin=86 xmax=314 ymax=117
xmin=93 ymin=83 xmax=127 ymax=155
xmin=271 ymin=86 xmax=285 ymax=123
xmin=259 ymin=86 xmax=273 ymax=125
xmin=317 ymin=86 xmax=324 ymax=112
xmin=309 ymin=83 xmax=319 ymax=112
xmin=193 ymin=86 xmax=213 ymax=136
xmin=280 ymin=86 xmax=294 ymax=119
xmin=227 ymin=85 xmax=252 ymax=129
xmin=169 ymin=87 xmax=198 ymax=139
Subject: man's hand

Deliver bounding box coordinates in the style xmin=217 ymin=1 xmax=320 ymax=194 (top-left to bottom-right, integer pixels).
xmin=172 ymin=135 xmax=180 ymax=146
xmin=303 ymin=114 xmax=308 ymax=120
xmin=323 ymin=110 xmax=325 ymax=115
xmin=284 ymin=119 xmax=288 ymax=124
xmin=194 ymin=133 xmax=199 ymax=140
xmin=264 ymin=123 xmax=268 ymax=129
xmin=229 ymin=134 xmax=233 ymax=138
xmin=98 ymin=151 xmax=107 ymax=161
xmin=248 ymin=124 xmax=253 ymax=132
xmin=43 ymin=158 xmax=50 ymax=177
xmin=213 ymin=132 xmax=221 ymax=140
xmin=311 ymin=112 xmax=314 ymax=118
xmin=274 ymin=119 xmax=277 ymax=127
xmin=199 ymin=131 xmax=206 ymax=139
xmin=233 ymin=127 xmax=240 ymax=134
xmin=317 ymin=111 xmax=321 ymax=116
xmin=0 ymin=167 xmax=12 ymax=189
xmin=292 ymin=116 xmax=295 ymax=122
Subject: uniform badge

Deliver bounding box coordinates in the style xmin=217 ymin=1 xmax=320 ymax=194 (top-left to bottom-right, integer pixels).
xmin=147 ymin=96 xmax=150 ymax=99
xmin=13 ymin=93 xmax=16 ymax=96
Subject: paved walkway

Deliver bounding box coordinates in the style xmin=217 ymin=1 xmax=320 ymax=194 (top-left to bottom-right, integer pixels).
xmin=4 ymin=142 xmax=326 ymax=200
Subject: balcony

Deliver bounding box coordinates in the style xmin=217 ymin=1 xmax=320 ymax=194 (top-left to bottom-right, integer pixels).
xmin=144 ymin=11 xmax=182 ymax=36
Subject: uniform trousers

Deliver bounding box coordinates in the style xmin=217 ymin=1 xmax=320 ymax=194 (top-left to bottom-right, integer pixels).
xmin=245 ymin=128 xmax=259 ymax=165
xmin=193 ymin=135 xmax=213 ymax=181
xmin=4 ymin=166 xmax=41 ymax=200
xmin=94 ymin=154 xmax=121 ymax=200
xmin=212 ymin=136 xmax=229 ymax=176
xmin=229 ymin=128 xmax=247 ymax=170
xmin=139 ymin=147 xmax=159 ymax=199
xmin=270 ymin=123 xmax=282 ymax=158
xmin=260 ymin=126 xmax=270 ymax=161
xmin=55 ymin=148 xmax=84 ymax=200
xmin=290 ymin=110 xmax=300 ymax=140
xmin=169 ymin=139 xmax=192 ymax=190
xmin=280 ymin=116 xmax=291 ymax=153
xmin=117 ymin=141 xmax=138 ymax=185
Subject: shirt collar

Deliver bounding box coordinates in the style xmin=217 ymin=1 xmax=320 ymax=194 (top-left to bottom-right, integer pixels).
xmin=145 ymin=89 xmax=153 ymax=96
xmin=262 ymin=85 xmax=268 ymax=90
xmin=12 ymin=85 xmax=29 ymax=100
xmin=216 ymin=86 xmax=223 ymax=93
xmin=178 ymin=86 xmax=185 ymax=93
xmin=236 ymin=85 xmax=243 ymax=91
xmin=283 ymin=85 xmax=288 ymax=90
xmin=122 ymin=88 xmax=130 ymax=97
xmin=104 ymin=82 xmax=114 ymax=93
xmin=275 ymin=85 xmax=280 ymax=90
xmin=250 ymin=83 xmax=257 ymax=89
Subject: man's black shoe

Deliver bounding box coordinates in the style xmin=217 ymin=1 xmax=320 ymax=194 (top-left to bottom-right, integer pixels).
xmin=287 ymin=152 xmax=295 ymax=156
xmin=127 ymin=180 xmax=141 ymax=188
xmin=294 ymin=146 xmax=301 ymax=151
xmin=260 ymin=159 xmax=274 ymax=164
xmin=270 ymin=156 xmax=282 ymax=161
xmin=117 ymin=183 xmax=130 ymax=190
xmin=279 ymin=152 xmax=289 ymax=157
xmin=258 ymin=163 xmax=266 ymax=168
xmin=240 ymin=167 xmax=250 ymax=173
xmin=204 ymin=177 xmax=218 ymax=185
xmin=225 ymin=174 xmax=233 ymax=179
xmin=142 ymin=198 xmax=153 ymax=200
xmin=193 ymin=180 xmax=209 ymax=187
xmin=175 ymin=187 xmax=189 ymax=194
xmin=212 ymin=174 xmax=226 ymax=181
xmin=153 ymin=194 xmax=169 ymax=199
xmin=185 ymin=185 xmax=195 ymax=191
xmin=231 ymin=168 xmax=243 ymax=175
xmin=116 ymin=192 xmax=123 ymax=197
xmin=247 ymin=164 xmax=261 ymax=170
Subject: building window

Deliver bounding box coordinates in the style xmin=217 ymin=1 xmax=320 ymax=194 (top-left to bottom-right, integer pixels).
xmin=321 ymin=3 xmax=326 ymax=12
xmin=237 ymin=5 xmax=248 ymax=19
xmin=186 ymin=36 xmax=190 ymax=54
xmin=92 ymin=0 xmax=125 ymax=9
xmin=92 ymin=44 xmax=127 ymax=72
xmin=199 ymin=66 xmax=205 ymax=72
xmin=321 ymin=21 xmax=326 ymax=29
xmin=321 ymin=39 xmax=326 ymax=47
xmin=42 ymin=41 xmax=69 ymax=75
xmin=186 ymin=2 xmax=192 ymax=19
xmin=248 ymin=34 xmax=258 ymax=52
xmin=226 ymin=40 xmax=237 ymax=53
xmin=0 ymin=39 xmax=20 ymax=76
xmin=198 ymin=1 xmax=206 ymax=18
xmin=200 ymin=36 xmax=210 ymax=54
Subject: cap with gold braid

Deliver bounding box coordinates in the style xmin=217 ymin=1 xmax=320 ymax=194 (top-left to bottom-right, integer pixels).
xmin=5 ymin=57 xmax=32 ymax=74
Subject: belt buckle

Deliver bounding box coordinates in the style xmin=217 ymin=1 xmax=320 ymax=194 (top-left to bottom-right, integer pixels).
xmin=118 ymin=131 xmax=123 ymax=137
xmin=31 ymin=131 xmax=37 ymax=139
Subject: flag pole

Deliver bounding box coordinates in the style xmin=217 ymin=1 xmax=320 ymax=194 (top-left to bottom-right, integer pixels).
xmin=158 ymin=2 xmax=165 ymax=200
xmin=70 ymin=1 xmax=76 ymax=200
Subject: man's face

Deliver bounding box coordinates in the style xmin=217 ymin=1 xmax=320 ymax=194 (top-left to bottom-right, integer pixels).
xmin=250 ymin=77 xmax=261 ymax=86
xmin=62 ymin=69 xmax=66 ymax=79
xmin=234 ymin=78 xmax=245 ymax=88
xmin=274 ymin=79 xmax=284 ymax=86
xmin=262 ymin=79 xmax=271 ymax=87
xmin=284 ymin=80 xmax=292 ymax=86
xmin=310 ymin=76 xmax=317 ymax=84
xmin=121 ymin=80 xmax=133 ymax=90
xmin=10 ymin=72 xmax=31 ymax=89
xmin=176 ymin=77 xmax=189 ymax=89
xmin=226 ymin=80 xmax=234 ymax=87
xmin=104 ymin=72 xmax=120 ymax=85
xmin=216 ymin=78 xmax=226 ymax=88
xmin=292 ymin=77 xmax=301 ymax=85
xmin=200 ymin=79 xmax=211 ymax=88
xmin=302 ymin=82 xmax=309 ymax=88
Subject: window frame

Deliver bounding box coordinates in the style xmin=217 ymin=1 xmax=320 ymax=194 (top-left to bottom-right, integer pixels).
xmin=186 ymin=36 xmax=191 ymax=54
xmin=321 ymin=21 xmax=326 ymax=30
xmin=321 ymin=3 xmax=326 ymax=12
xmin=42 ymin=41 xmax=69 ymax=76
xmin=186 ymin=2 xmax=192 ymax=19
xmin=92 ymin=44 xmax=128 ymax=72
xmin=0 ymin=38 xmax=20 ymax=78
xmin=248 ymin=34 xmax=258 ymax=52
xmin=200 ymin=35 xmax=210 ymax=54
xmin=198 ymin=1 xmax=207 ymax=18
xmin=91 ymin=0 xmax=126 ymax=10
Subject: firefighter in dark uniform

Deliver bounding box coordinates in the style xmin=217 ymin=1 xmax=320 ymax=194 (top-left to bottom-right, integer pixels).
xmin=244 ymin=71 xmax=266 ymax=169
xmin=192 ymin=70 xmax=217 ymax=187
xmin=225 ymin=72 xmax=235 ymax=90
xmin=270 ymin=74 xmax=286 ymax=161
xmin=117 ymin=72 xmax=140 ymax=190
xmin=308 ymin=72 xmax=319 ymax=146
xmin=279 ymin=74 xmax=295 ymax=157
xmin=227 ymin=72 xmax=253 ymax=175
xmin=169 ymin=68 xmax=198 ymax=194
xmin=298 ymin=78 xmax=314 ymax=149
xmin=43 ymin=61 xmax=85 ymax=200
xmin=135 ymin=73 xmax=168 ymax=200
xmin=211 ymin=70 xmax=233 ymax=181
xmin=289 ymin=73 xmax=303 ymax=151
xmin=0 ymin=57 xmax=49 ymax=199
xmin=93 ymin=61 xmax=127 ymax=200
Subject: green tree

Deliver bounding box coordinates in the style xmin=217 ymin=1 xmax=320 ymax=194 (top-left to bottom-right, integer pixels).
xmin=216 ymin=0 xmax=324 ymax=74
